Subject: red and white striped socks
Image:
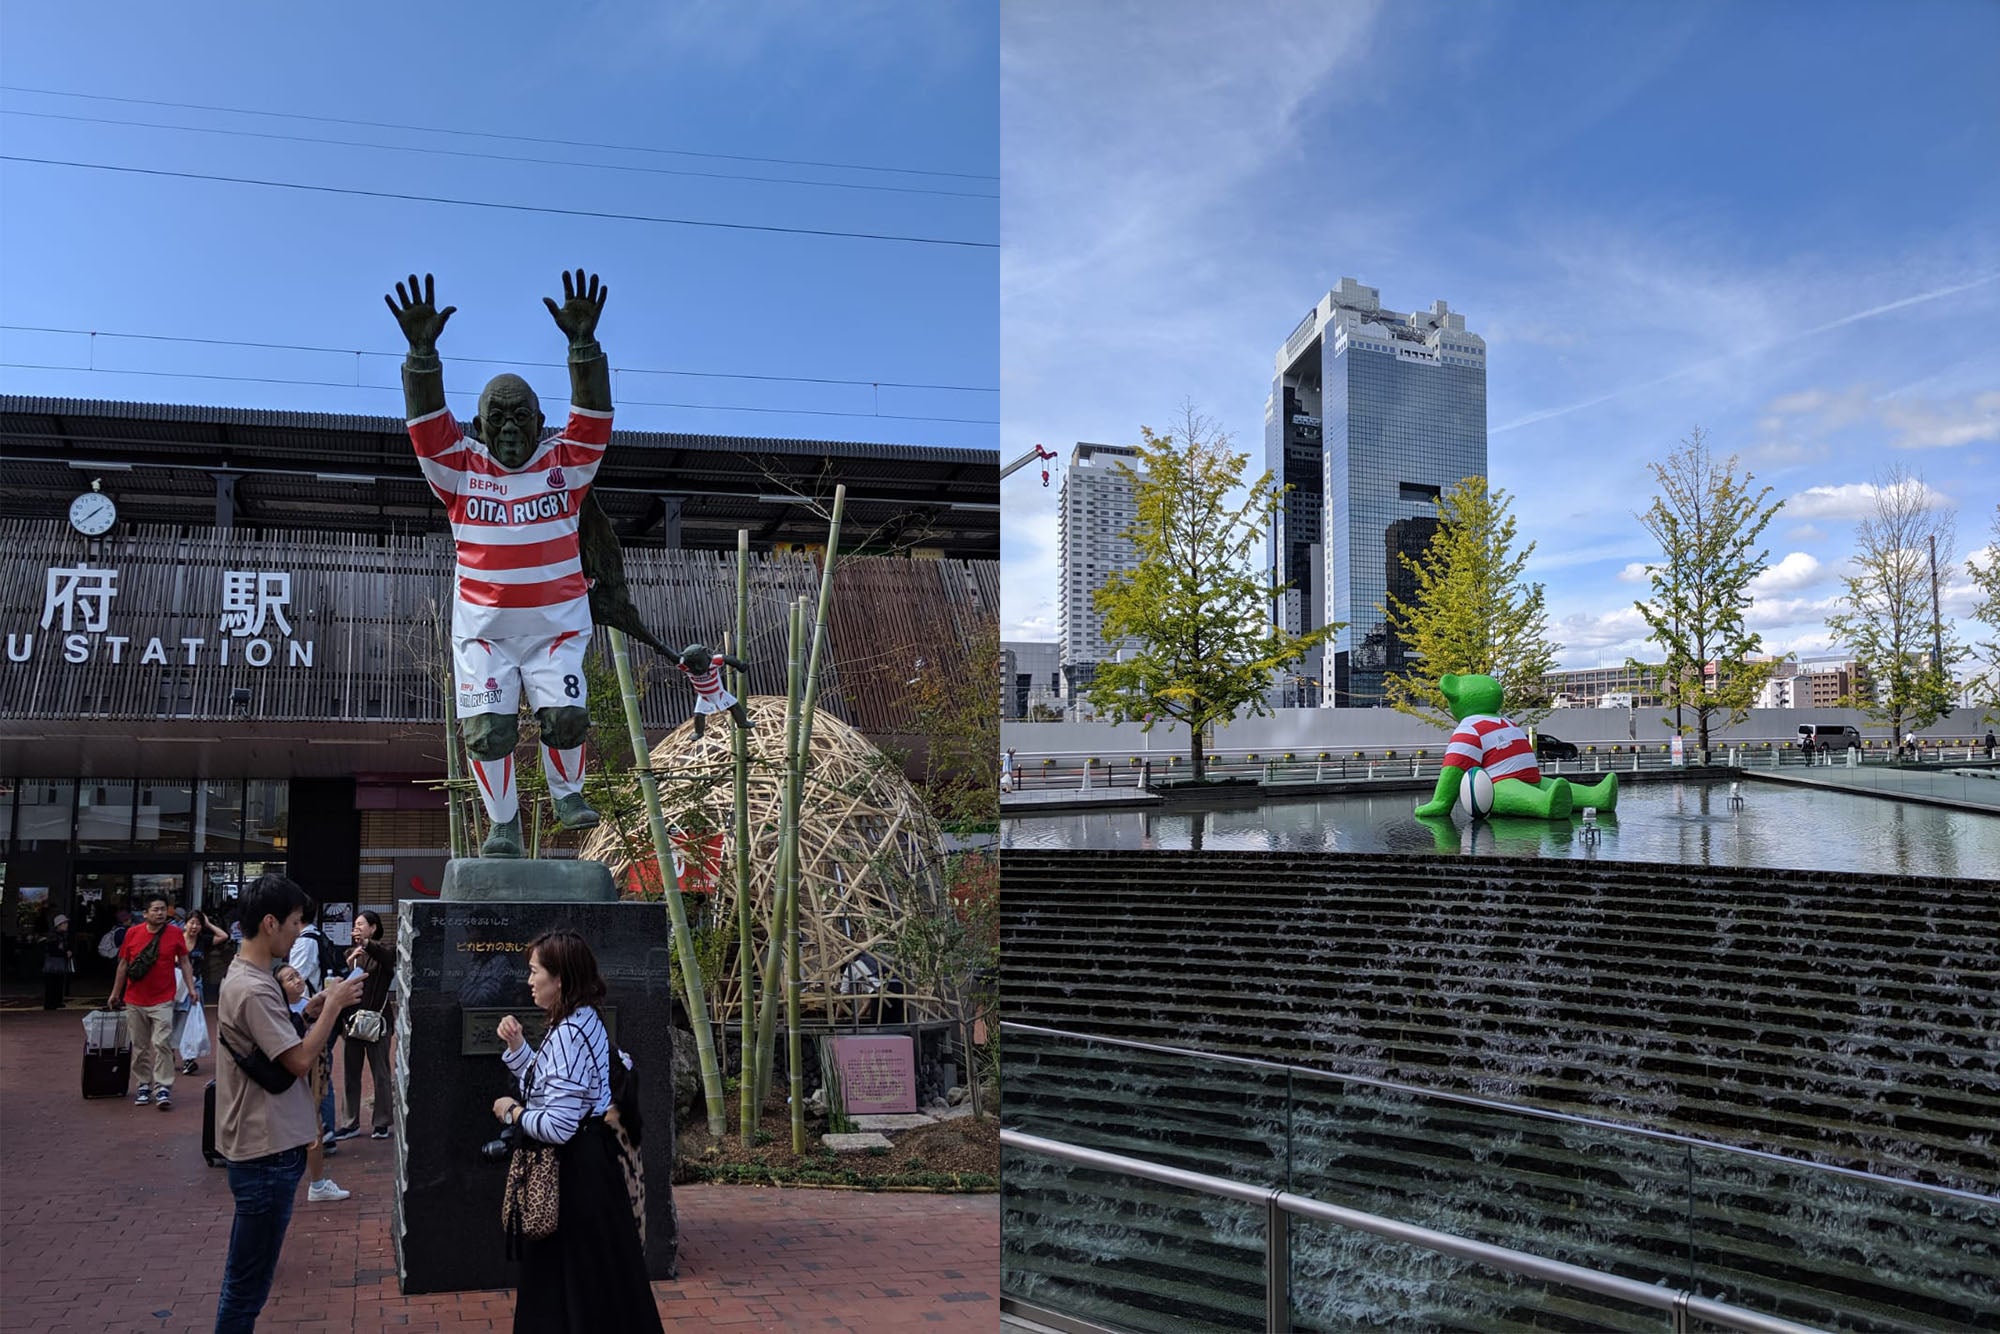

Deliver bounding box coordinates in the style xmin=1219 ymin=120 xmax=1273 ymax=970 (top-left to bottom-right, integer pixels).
xmin=542 ymin=744 xmax=586 ymax=800
xmin=470 ymin=754 xmax=518 ymax=824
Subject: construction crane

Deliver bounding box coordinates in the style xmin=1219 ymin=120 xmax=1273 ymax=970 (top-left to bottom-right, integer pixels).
xmin=1002 ymin=443 xmax=1060 ymax=486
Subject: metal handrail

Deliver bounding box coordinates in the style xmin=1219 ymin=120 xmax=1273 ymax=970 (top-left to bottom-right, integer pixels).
xmin=1002 ymin=1129 xmax=1829 ymax=1334
xmin=1000 ymin=1022 xmax=1998 ymax=1207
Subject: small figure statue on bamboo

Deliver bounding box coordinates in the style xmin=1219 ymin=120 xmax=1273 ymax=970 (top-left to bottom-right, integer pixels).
xmin=386 ymin=269 xmax=615 ymax=858
xmin=677 ymin=643 xmax=751 ymax=737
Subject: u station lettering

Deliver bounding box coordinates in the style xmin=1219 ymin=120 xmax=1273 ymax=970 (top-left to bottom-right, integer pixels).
xmin=6 ymin=564 xmax=316 ymax=668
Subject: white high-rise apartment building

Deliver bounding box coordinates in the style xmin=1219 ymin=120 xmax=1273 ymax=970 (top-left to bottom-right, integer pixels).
xmin=1056 ymin=442 xmax=1140 ymax=708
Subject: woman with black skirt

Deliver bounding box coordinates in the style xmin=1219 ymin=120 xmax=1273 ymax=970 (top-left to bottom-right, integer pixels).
xmin=489 ymin=928 xmax=660 ymax=1333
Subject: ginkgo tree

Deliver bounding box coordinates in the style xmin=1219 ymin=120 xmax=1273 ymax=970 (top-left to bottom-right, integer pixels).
xmin=1086 ymin=403 xmax=1331 ymax=781
xmin=1826 ymin=466 xmax=1964 ymax=742
xmin=1382 ymin=475 xmax=1560 ymax=727
xmin=1631 ymin=427 xmax=1784 ymax=760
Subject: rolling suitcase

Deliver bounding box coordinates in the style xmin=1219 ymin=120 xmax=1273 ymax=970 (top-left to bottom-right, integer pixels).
xmin=201 ymin=1079 xmax=225 ymax=1167
xmin=82 ymin=1009 xmax=132 ymax=1099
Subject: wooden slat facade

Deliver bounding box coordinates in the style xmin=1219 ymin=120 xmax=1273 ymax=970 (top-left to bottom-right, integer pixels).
xmin=0 ymin=519 xmax=994 ymax=739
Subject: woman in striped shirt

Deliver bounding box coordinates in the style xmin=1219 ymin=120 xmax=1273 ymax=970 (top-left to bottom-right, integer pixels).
xmin=491 ymin=929 xmax=660 ymax=1332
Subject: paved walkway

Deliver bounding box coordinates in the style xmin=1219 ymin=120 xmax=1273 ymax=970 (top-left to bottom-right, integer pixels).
xmin=0 ymin=1009 xmax=998 ymax=1331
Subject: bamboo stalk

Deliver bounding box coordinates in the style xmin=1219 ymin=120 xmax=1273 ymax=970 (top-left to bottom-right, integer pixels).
xmin=783 ymin=595 xmax=808 ymax=1153
xmin=608 ymin=626 xmax=728 ymax=1137
xmin=750 ymin=596 xmax=805 ymax=1111
xmin=793 ymin=485 xmax=847 ymax=770
xmin=783 ymin=486 xmax=844 ymax=1139
xmin=732 ymin=530 xmax=755 ymax=1143
xmin=752 ymin=494 xmax=848 ymax=1120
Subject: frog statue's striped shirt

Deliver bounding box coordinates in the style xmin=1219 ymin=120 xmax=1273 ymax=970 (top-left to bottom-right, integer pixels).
xmin=406 ymin=402 xmax=613 ymax=642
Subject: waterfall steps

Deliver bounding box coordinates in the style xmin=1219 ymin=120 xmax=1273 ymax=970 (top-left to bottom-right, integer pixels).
xmin=1000 ymin=851 xmax=2000 ymax=1332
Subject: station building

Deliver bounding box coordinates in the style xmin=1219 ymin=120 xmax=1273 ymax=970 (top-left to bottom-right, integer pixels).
xmin=0 ymin=394 xmax=997 ymax=991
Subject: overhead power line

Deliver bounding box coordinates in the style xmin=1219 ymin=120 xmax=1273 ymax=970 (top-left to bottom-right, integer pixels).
xmin=0 ymin=84 xmax=997 ymax=183
xmin=0 ymin=325 xmax=997 ymax=395
xmin=0 ymin=157 xmax=998 ymax=250
xmin=0 ymin=109 xmax=997 ymax=201
xmin=0 ymin=361 xmax=999 ymax=427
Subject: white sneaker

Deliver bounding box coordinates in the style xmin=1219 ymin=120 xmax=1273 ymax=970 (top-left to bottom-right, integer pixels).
xmin=307 ymin=1178 xmax=351 ymax=1203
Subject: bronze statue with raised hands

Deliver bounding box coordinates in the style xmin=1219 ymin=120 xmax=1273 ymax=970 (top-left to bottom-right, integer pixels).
xmin=387 ymin=269 xmax=618 ymax=858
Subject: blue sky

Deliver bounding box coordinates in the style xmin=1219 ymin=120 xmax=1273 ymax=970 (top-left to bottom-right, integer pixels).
xmin=0 ymin=1 xmax=996 ymax=449
xmin=1001 ymin=1 xmax=1999 ymax=669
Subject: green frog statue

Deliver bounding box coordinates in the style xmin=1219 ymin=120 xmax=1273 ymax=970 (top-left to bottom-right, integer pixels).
xmin=1413 ymin=673 xmax=1618 ymax=820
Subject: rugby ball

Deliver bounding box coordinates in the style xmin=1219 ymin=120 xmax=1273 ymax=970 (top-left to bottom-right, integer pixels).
xmin=1457 ymin=766 xmax=1495 ymax=821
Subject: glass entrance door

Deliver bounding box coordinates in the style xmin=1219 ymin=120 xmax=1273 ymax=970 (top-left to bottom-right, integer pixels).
xmin=70 ymin=868 xmax=188 ymax=983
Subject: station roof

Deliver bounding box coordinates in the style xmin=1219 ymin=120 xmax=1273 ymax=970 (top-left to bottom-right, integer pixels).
xmin=0 ymin=395 xmax=998 ymax=557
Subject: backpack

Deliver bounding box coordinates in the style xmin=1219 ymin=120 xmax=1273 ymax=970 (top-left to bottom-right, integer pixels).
xmin=300 ymin=927 xmax=345 ymax=988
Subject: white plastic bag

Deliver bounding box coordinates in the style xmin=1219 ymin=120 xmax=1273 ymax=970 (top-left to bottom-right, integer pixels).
xmin=83 ymin=1009 xmax=127 ymax=1050
xmin=179 ymin=1003 xmax=210 ymax=1061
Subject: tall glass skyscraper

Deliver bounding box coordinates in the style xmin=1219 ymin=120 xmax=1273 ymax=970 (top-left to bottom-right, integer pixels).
xmin=1266 ymin=277 xmax=1487 ymax=706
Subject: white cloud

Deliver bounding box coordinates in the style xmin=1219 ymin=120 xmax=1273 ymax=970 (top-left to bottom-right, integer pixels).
xmin=1746 ymin=593 xmax=1848 ymax=632
xmin=1553 ymin=605 xmax=1650 ymax=657
xmin=1756 ymin=384 xmax=2000 ymax=452
xmin=1747 ymin=551 xmax=1823 ymax=595
xmin=1883 ymin=391 xmax=2000 ymax=450
xmin=1784 ymin=478 xmax=1949 ymax=521
xmin=1615 ymin=562 xmax=1655 ymax=583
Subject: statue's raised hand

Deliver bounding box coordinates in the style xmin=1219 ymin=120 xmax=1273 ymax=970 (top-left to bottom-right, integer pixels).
xmin=384 ymin=273 xmax=455 ymax=356
xmin=543 ymin=269 xmax=608 ymax=348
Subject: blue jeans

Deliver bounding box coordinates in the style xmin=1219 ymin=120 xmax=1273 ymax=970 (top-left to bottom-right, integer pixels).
xmin=318 ymin=1069 xmax=336 ymax=1141
xmin=215 ymin=1145 xmax=307 ymax=1332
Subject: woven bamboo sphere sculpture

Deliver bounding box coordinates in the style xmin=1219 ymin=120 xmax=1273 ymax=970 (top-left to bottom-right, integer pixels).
xmin=579 ymin=694 xmax=949 ymax=1025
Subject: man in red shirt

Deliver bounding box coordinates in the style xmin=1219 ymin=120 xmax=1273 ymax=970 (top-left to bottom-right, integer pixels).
xmin=110 ymin=895 xmax=200 ymax=1111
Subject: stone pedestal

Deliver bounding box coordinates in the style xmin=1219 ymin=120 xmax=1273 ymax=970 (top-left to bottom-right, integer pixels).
xmin=440 ymin=856 xmax=616 ymax=902
xmin=391 ymin=890 xmax=677 ymax=1294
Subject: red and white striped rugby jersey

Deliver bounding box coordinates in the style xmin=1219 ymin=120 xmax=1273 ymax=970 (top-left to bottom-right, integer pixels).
xmin=680 ymin=662 xmax=726 ymax=700
xmin=407 ymin=404 xmax=612 ymax=640
xmin=1441 ymin=714 xmax=1541 ymax=784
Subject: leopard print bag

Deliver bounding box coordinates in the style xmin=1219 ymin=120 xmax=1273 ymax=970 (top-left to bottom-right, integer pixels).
xmin=500 ymin=1064 xmax=560 ymax=1253
xmin=502 ymin=1140 xmax=560 ymax=1248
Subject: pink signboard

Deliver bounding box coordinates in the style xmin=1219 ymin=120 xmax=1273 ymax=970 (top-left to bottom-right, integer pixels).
xmin=830 ymin=1035 xmax=918 ymax=1115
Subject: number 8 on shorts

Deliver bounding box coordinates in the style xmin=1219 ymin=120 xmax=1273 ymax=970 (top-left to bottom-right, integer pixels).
xmin=453 ymin=631 xmax=593 ymax=716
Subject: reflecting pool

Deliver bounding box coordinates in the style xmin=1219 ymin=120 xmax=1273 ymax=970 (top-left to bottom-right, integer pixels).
xmin=999 ymin=779 xmax=2000 ymax=878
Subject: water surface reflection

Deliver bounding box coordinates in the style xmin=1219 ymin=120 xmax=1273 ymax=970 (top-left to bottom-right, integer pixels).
xmin=1000 ymin=780 xmax=2000 ymax=877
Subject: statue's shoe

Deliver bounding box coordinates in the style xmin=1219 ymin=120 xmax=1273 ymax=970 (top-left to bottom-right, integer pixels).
xmin=1493 ymin=776 xmax=1572 ymax=820
xmin=553 ymin=794 xmax=601 ymax=830
xmin=481 ymin=817 xmax=524 ymax=859
xmin=1569 ymin=772 xmax=1618 ymax=811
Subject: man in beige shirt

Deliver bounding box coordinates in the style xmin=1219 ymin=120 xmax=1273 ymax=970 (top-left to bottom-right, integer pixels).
xmin=213 ymin=873 xmax=362 ymax=1333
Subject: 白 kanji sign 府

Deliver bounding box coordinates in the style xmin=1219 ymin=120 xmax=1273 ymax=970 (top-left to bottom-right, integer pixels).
xmin=6 ymin=562 xmax=316 ymax=668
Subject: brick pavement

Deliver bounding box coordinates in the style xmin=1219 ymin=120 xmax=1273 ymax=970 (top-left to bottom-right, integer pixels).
xmin=0 ymin=1009 xmax=998 ymax=1331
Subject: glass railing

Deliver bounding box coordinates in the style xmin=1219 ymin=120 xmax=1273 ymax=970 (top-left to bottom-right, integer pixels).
xmin=1000 ymin=1023 xmax=2000 ymax=1332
